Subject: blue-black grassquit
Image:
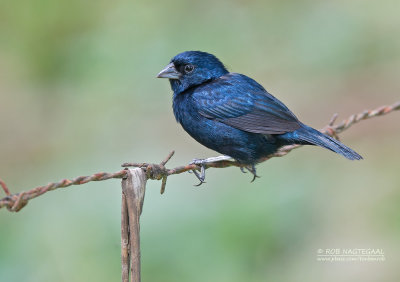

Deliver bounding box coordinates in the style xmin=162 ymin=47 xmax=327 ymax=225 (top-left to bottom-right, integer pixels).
xmin=157 ymin=51 xmax=361 ymax=181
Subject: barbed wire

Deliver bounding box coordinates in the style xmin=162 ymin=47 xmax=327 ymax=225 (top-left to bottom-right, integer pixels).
xmin=1 ymin=101 xmax=399 ymax=212
xmin=0 ymin=170 xmax=127 ymax=212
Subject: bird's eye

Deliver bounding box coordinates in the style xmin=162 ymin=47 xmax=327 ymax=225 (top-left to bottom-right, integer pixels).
xmin=184 ymin=64 xmax=194 ymax=73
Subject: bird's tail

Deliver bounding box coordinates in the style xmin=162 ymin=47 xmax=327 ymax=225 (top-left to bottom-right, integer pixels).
xmin=286 ymin=124 xmax=363 ymax=160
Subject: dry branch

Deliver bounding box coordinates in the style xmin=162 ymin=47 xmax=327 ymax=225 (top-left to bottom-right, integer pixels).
xmin=121 ymin=168 xmax=147 ymax=282
xmin=0 ymin=101 xmax=399 ymax=212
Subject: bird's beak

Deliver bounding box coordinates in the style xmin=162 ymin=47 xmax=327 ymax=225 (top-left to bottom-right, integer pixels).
xmin=157 ymin=63 xmax=181 ymax=79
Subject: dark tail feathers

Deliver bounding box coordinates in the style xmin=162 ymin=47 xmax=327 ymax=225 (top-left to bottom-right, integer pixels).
xmin=293 ymin=125 xmax=363 ymax=160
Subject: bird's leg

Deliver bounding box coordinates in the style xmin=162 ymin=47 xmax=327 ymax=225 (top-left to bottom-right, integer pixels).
xmin=189 ymin=155 xmax=233 ymax=186
xmin=191 ymin=155 xmax=234 ymax=164
xmin=240 ymin=167 xmax=247 ymax=174
xmin=245 ymin=164 xmax=260 ymax=182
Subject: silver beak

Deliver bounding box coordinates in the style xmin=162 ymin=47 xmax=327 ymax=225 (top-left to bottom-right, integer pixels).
xmin=157 ymin=63 xmax=181 ymax=79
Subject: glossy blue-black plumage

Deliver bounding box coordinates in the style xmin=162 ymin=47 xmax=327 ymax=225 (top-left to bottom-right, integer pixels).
xmin=161 ymin=51 xmax=362 ymax=164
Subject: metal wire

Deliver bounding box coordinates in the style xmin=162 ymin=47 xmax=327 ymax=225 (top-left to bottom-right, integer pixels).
xmin=1 ymin=101 xmax=399 ymax=212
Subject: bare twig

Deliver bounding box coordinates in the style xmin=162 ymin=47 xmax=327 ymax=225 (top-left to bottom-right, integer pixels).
xmin=0 ymin=101 xmax=399 ymax=212
xmin=0 ymin=178 xmax=11 ymax=196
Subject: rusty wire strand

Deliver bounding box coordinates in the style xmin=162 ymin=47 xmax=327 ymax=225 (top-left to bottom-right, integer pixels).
xmin=1 ymin=101 xmax=399 ymax=212
xmin=0 ymin=170 xmax=127 ymax=212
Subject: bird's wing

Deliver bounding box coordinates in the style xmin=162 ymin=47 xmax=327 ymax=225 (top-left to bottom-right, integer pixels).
xmin=193 ymin=73 xmax=301 ymax=134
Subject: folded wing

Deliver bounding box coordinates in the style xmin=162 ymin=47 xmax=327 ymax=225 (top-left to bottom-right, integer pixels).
xmin=194 ymin=73 xmax=301 ymax=134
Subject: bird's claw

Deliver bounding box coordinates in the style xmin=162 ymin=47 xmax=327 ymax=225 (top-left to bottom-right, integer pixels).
xmin=247 ymin=165 xmax=260 ymax=182
xmin=189 ymin=159 xmax=207 ymax=186
xmin=192 ymin=168 xmax=206 ymax=186
xmin=240 ymin=165 xmax=260 ymax=182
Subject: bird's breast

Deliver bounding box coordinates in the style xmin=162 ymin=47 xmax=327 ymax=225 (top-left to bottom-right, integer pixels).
xmin=173 ymin=92 xmax=195 ymax=124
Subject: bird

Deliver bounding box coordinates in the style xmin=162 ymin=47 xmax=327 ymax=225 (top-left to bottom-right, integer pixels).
xmin=157 ymin=51 xmax=362 ymax=184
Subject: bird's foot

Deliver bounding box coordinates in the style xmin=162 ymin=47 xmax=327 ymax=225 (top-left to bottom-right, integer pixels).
xmin=189 ymin=155 xmax=233 ymax=186
xmin=189 ymin=166 xmax=206 ymax=186
xmin=240 ymin=164 xmax=260 ymax=182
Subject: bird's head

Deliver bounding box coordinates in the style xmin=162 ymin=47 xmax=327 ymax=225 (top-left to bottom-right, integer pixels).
xmin=157 ymin=51 xmax=228 ymax=94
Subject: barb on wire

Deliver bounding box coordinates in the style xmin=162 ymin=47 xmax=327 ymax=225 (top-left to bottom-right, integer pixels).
xmin=0 ymin=178 xmax=11 ymax=196
xmin=0 ymin=101 xmax=399 ymax=212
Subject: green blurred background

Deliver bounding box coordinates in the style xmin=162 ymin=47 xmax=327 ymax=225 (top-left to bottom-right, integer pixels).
xmin=0 ymin=0 xmax=399 ymax=281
